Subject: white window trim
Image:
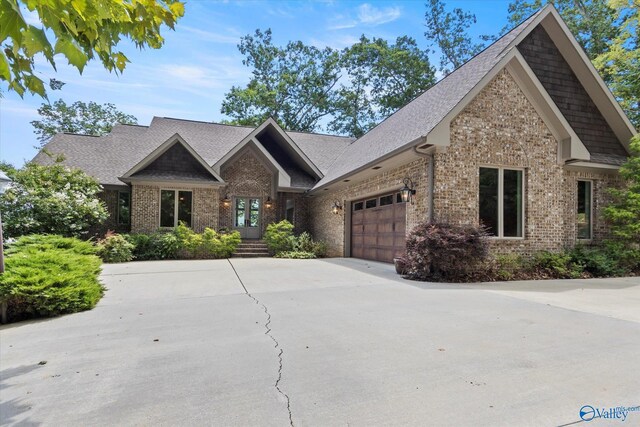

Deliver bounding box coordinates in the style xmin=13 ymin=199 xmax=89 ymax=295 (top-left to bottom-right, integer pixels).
xmin=577 ymin=179 xmax=594 ymax=241
xmin=117 ymin=191 xmax=130 ymax=225
xmin=480 ymin=166 xmax=526 ymax=240
xmin=159 ymin=188 xmax=194 ymax=228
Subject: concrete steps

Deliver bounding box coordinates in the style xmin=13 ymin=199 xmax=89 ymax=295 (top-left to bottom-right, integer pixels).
xmin=232 ymin=240 xmax=270 ymax=258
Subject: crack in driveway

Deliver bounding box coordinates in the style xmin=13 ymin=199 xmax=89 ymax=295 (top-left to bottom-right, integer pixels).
xmin=227 ymin=259 xmax=294 ymax=426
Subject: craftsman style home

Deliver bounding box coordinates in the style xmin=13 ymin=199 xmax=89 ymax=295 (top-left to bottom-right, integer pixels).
xmin=35 ymin=6 xmax=636 ymax=263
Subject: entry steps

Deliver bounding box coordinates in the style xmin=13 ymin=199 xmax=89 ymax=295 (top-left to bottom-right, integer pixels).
xmin=232 ymin=240 xmax=270 ymax=258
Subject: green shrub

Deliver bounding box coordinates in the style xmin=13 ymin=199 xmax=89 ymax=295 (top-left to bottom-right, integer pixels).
xmin=124 ymin=232 xmax=179 ymax=260
xmin=97 ymin=232 xmax=134 ymax=263
xmin=568 ymin=245 xmax=624 ymax=277
xmin=5 ymin=234 xmax=97 ymax=256
xmin=493 ymin=253 xmax=524 ymax=281
xmin=264 ymin=220 xmax=294 ymax=254
xmin=287 ymin=231 xmax=328 ymax=258
xmin=275 ymin=251 xmax=317 ymax=259
xmin=0 ymin=235 xmax=104 ymax=323
xmin=172 ymin=223 xmax=241 ymax=259
xmin=404 ymin=222 xmax=490 ymax=281
xmin=527 ymin=251 xmax=583 ymax=279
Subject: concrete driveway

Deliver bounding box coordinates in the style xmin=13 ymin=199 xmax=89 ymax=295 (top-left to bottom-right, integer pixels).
xmin=1 ymin=258 xmax=639 ymax=426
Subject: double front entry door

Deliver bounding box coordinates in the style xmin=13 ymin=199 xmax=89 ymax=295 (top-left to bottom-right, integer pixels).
xmin=234 ymin=197 xmax=261 ymax=239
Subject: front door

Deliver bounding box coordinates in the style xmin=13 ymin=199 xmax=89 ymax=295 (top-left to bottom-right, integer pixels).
xmin=234 ymin=197 xmax=261 ymax=239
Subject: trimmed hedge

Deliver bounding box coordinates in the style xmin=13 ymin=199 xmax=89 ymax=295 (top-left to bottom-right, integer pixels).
xmin=0 ymin=235 xmax=104 ymax=323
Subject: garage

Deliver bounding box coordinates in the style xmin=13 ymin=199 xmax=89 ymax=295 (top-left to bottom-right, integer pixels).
xmin=350 ymin=192 xmax=407 ymax=263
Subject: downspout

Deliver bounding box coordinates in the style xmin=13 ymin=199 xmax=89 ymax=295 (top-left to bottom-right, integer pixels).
xmin=413 ymin=144 xmax=435 ymax=223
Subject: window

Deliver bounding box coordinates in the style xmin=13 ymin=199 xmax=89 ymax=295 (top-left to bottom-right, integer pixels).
xmin=353 ymin=201 xmax=364 ymax=211
xmin=479 ymin=167 xmax=524 ymax=238
xmin=160 ymin=189 xmax=192 ymax=227
xmin=577 ymin=180 xmax=592 ymax=239
xmin=118 ymin=191 xmax=130 ymax=225
xmin=285 ymin=199 xmax=294 ymax=223
xmin=365 ymin=199 xmax=377 ymax=209
xmin=379 ymin=194 xmax=394 ymax=206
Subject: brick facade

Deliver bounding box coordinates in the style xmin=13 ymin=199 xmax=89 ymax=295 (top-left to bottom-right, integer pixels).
xmin=219 ymin=148 xmax=276 ymax=237
xmin=310 ymin=158 xmax=430 ymax=257
xmin=89 ymin=188 xmax=131 ymax=236
xmin=312 ymin=68 xmax=623 ymax=258
xmin=435 ymin=68 xmax=620 ymax=254
xmin=131 ymin=184 xmax=219 ymax=233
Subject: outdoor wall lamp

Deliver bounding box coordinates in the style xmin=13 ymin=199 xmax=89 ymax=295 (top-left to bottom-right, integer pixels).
xmin=331 ymin=200 xmax=343 ymax=215
xmin=265 ymin=196 xmax=273 ymax=209
xmin=222 ymin=194 xmax=231 ymax=207
xmin=400 ymin=178 xmax=416 ymax=204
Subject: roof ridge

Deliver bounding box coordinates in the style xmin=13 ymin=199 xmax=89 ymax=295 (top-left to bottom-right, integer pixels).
xmin=158 ymin=116 xmax=257 ymax=129
xmin=61 ymin=132 xmax=101 ymax=137
xmin=338 ymin=6 xmax=546 ymax=150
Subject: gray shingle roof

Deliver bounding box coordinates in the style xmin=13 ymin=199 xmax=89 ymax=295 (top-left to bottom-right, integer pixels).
xmin=34 ymin=118 xmax=352 ymax=186
xmin=311 ymin=10 xmax=544 ymax=190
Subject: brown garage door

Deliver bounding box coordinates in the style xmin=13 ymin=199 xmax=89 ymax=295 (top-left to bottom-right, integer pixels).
xmin=351 ymin=193 xmax=407 ymax=263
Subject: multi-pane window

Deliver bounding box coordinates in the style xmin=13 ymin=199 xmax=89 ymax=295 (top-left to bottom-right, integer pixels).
xmin=117 ymin=191 xmax=130 ymax=225
xmin=577 ymin=180 xmax=592 ymax=239
xmin=479 ymin=167 xmax=524 ymax=238
xmin=160 ymin=189 xmax=192 ymax=227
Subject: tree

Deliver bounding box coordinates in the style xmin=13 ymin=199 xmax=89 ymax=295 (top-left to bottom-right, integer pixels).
xmin=223 ymin=30 xmax=436 ymax=137
xmin=0 ymin=0 xmax=184 ymax=98
xmin=604 ymin=135 xmax=640 ymax=242
xmin=593 ymin=0 xmax=639 ymax=128
xmin=0 ymin=155 xmax=108 ymax=238
xmin=424 ymin=0 xmax=485 ymax=75
xmin=221 ymin=29 xmax=341 ymax=132
xmin=505 ymin=0 xmax=619 ymax=59
xmin=31 ymin=100 xmax=138 ymax=145
xmin=506 ymin=0 xmax=638 ymax=128
xmin=330 ymin=35 xmax=436 ymax=137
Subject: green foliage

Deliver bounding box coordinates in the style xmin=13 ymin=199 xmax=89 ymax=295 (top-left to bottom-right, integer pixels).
xmin=329 ymin=35 xmax=436 ymax=137
xmin=493 ymin=253 xmax=524 ymax=281
xmin=275 ymin=251 xmax=316 ymax=259
xmin=506 ymin=0 xmax=638 ymax=127
xmin=0 ymin=235 xmax=103 ymax=322
xmin=222 ymin=29 xmax=436 ymax=137
xmin=0 ymin=156 xmax=108 ymax=238
xmin=288 ymin=231 xmax=328 ymax=258
xmin=172 ymin=222 xmax=241 ymax=259
xmin=424 ymin=0 xmax=486 ymax=75
xmin=0 ymin=0 xmax=184 ymax=98
xmin=31 ymin=100 xmax=137 ymax=144
xmin=264 ymin=220 xmax=295 ymax=254
xmin=221 ymin=28 xmax=340 ymax=132
xmin=568 ymin=245 xmax=625 ymax=277
xmin=604 ymin=135 xmax=640 ymax=241
xmin=528 ymin=251 xmax=583 ymax=279
xmin=124 ymin=232 xmax=178 ymax=260
xmin=97 ymin=232 xmax=134 ymax=263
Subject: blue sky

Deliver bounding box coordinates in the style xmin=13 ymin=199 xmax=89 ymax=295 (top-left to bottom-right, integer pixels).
xmin=0 ymin=0 xmax=512 ymax=167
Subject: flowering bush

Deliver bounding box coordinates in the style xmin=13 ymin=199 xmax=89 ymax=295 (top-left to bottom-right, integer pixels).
xmin=97 ymin=231 xmax=134 ymax=263
xmin=0 ymin=156 xmax=108 ymax=238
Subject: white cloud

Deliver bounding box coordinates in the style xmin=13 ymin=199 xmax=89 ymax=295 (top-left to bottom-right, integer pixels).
xmin=357 ymin=3 xmax=401 ymax=25
xmin=0 ymin=99 xmax=39 ymax=119
xmin=328 ymin=3 xmax=401 ymax=30
xmin=178 ymin=26 xmax=240 ymax=44
xmin=309 ymin=35 xmax=361 ymax=49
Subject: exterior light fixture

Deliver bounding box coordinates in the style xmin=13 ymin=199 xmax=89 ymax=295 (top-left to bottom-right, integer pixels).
xmin=265 ymin=196 xmax=273 ymax=209
xmin=222 ymin=194 xmax=231 ymax=207
xmin=331 ymin=200 xmax=343 ymax=215
xmin=400 ymin=178 xmax=416 ymax=204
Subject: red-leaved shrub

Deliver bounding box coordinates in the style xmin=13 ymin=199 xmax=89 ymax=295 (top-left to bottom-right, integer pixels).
xmin=404 ymin=222 xmax=490 ymax=281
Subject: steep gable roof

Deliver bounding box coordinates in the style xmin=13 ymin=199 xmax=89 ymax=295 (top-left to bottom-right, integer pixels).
xmin=311 ymin=5 xmax=636 ymax=191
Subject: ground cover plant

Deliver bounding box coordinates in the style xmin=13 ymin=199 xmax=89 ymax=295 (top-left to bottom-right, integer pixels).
xmin=0 ymin=235 xmax=104 ymax=323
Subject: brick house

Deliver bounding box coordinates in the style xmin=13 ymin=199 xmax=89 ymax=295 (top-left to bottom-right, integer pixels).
xmin=35 ymin=6 xmax=636 ymax=263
